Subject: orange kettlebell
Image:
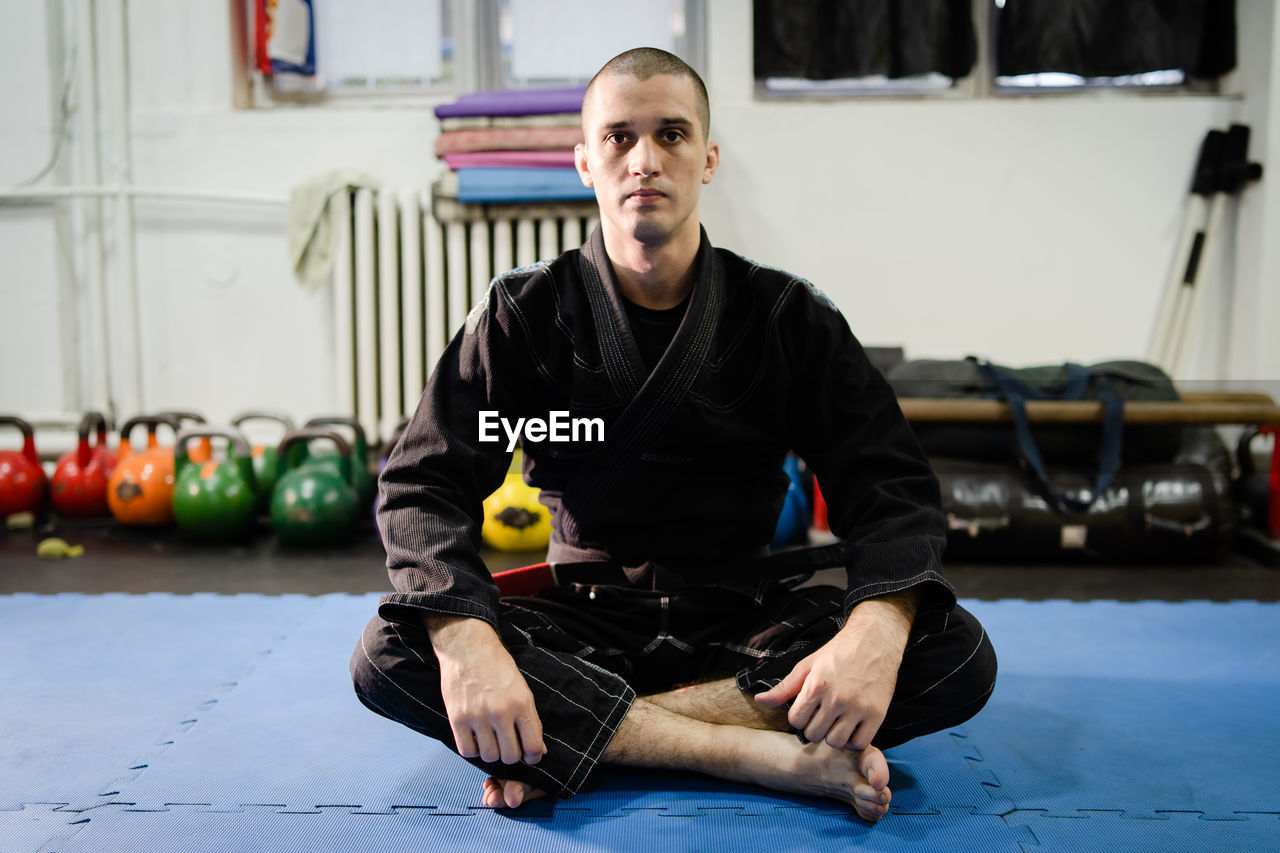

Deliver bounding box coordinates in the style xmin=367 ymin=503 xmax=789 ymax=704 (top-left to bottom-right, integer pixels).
xmin=51 ymin=412 xmax=117 ymax=517
xmin=0 ymin=415 xmax=47 ymax=517
xmin=107 ymin=415 xmax=179 ymax=525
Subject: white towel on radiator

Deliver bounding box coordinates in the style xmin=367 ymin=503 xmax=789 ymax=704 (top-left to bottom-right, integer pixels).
xmin=289 ymin=170 xmax=379 ymax=293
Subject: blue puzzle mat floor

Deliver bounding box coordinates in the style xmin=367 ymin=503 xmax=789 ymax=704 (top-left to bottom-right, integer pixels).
xmin=2 ymin=594 xmax=1278 ymax=851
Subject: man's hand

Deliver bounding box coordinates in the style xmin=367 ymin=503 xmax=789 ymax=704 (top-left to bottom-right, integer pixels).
xmin=427 ymin=616 xmax=547 ymax=766
xmin=754 ymin=590 xmax=918 ymax=751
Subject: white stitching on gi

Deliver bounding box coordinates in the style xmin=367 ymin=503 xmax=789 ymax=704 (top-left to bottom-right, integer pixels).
xmin=722 ymin=642 xmax=784 ymax=659
xmin=522 ymin=670 xmax=616 ymax=728
xmin=899 ymin=626 xmax=987 ymax=703
xmin=361 ymin=629 xmax=574 ymax=792
xmin=390 ymin=623 xmax=428 ymax=665
xmin=530 ymin=646 xmax=631 ymax=703
xmin=846 ymin=570 xmax=939 ymax=598
xmin=879 ymin=680 xmax=996 ymax=732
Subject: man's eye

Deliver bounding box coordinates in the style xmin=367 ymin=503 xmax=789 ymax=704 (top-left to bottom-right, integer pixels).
xmin=663 ymin=130 xmax=684 ymax=142
xmin=606 ymin=133 xmax=628 ymax=144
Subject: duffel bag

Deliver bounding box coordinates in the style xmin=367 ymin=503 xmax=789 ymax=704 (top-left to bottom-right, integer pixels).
xmin=887 ymin=357 xmax=1182 ymax=514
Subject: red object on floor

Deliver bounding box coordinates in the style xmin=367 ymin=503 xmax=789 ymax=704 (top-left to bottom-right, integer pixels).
xmin=812 ymin=477 xmax=829 ymax=533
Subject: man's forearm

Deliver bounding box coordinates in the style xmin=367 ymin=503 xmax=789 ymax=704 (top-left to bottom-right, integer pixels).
xmin=426 ymin=614 xmax=504 ymax=658
xmin=845 ymin=588 xmax=919 ymax=643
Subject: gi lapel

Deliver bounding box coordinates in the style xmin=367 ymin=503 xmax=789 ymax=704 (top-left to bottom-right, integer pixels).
xmin=561 ymin=226 xmax=724 ymax=542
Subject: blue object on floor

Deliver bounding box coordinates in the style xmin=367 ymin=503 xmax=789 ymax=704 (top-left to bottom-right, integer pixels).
xmin=2 ymin=595 xmax=1278 ymax=852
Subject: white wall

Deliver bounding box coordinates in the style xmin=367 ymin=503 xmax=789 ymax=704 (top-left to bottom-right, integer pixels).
xmin=1228 ymin=0 xmax=1280 ymax=389
xmin=2 ymin=0 xmax=1277 ymax=446
xmin=1 ymin=2 xmax=69 ymax=415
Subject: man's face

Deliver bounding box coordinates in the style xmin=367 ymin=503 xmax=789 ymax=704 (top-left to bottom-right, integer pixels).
xmin=575 ymin=73 xmax=719 ymax=248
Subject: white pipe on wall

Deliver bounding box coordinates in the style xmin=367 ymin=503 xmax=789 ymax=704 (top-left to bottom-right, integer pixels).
xmin=99 ymin=0 xmax=142 ymax=417
xmin=0 ymin=184 xmax=287 ymax=205
xmin=46 ymin=0 xmax=81 ymax=414
xmin=74 ymin=0 xmax=110 ymax=418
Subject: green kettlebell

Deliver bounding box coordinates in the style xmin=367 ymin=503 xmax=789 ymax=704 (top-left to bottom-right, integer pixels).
xmin=271 ymin=428 xmax=358 ymax=547
xmin=302 ymin=416 xmax=375 ymax=510
xmin=230 ymin=410 xmax=297 ymax=512
xmin=172 ymin=427 xmax=258 ymax=541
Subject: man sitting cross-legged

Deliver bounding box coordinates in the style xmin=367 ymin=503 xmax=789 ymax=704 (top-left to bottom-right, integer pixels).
xmin=351 ymin=47 xmax=996 ymax=824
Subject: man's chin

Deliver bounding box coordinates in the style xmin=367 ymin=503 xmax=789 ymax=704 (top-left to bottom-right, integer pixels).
xmin=629 ymin=221 xmax=669 ymax=244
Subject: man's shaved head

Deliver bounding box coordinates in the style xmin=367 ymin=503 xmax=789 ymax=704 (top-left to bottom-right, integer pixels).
xmin=585 ymin=47 xmax=710 ymax=139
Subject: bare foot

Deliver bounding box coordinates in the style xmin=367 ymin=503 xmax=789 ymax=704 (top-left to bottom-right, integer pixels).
xmin=481 ymin=776 xmax=548 ymax=809
xmin=739 ymin=732 xmax=892 ymax=822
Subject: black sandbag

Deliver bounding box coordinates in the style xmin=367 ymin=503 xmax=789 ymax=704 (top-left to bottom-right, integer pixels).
xmin=933 ymin=427 xmax=1235 ymax=563
xmin=886 ymin=358 xmax=1183 ymax=466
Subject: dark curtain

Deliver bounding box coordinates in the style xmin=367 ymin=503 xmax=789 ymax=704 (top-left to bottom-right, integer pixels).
xmin=753 ymin=0 xmax=977 ymax=80
xmin=996 ymin=0 xmax=1236 ymax=79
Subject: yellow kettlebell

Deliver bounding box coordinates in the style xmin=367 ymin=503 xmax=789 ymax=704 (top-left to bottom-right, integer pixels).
xmin=481 ymin=451 xmax=552 ymax=552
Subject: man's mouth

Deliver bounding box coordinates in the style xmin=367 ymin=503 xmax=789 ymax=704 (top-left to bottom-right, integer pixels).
xmin=628 ymin=189 xmax=666 ymax=202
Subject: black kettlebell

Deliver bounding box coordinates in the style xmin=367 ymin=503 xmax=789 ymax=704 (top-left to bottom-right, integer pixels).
xmin=1236 ymin=425 xmax=1278 ymax=534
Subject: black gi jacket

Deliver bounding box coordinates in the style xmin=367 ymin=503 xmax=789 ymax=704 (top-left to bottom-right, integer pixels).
xmin=377 ymin=226 xmax=956 ymax=631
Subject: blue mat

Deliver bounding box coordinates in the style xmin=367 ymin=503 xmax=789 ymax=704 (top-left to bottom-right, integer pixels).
xmin=2 ymin=595 xmax=1278 ymax=852
xmin=455 ymin=167 xmax=596 ymax=203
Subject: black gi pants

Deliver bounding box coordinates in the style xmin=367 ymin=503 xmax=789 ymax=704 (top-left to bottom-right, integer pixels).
xmin=350 ymin=579 xmax=997 ymax=798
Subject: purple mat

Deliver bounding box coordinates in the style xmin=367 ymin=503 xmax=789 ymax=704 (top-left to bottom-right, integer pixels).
xmin=442 ymin=151 xmax=576 ymax=170
xmin=435 ymin=86 xmax=586 ymax=119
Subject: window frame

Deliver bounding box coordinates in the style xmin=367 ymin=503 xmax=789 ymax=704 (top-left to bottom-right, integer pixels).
xmin=232 ymin=0 xmax=707 ymax=109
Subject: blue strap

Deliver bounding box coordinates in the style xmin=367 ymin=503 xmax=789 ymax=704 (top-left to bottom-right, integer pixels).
xmin=971 ymin=358 xmax=1125 ymax=515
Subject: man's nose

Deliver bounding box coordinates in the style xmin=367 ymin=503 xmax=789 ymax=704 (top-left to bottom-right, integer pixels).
xmin=629 ymin=137 xmax=660 ymax=177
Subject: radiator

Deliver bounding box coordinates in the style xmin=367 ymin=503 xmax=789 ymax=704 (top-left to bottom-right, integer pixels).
xmin=331 ymin=188 xmax=597 ymax=448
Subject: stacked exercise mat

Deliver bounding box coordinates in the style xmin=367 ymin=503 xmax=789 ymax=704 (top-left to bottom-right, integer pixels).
xmin=432 ymin=86 xmax=595 ymax=205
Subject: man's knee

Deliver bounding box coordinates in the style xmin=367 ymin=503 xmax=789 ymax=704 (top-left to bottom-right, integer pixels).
xmin=350 ymin=616 xmax=396 ymax=698
xmin=349 ymin=615 xmax=447 ymax=738
xmin=919 ymin=604 xmax=996 ymax=709
xmin=876 ymin=605 xmax=997 ymax=747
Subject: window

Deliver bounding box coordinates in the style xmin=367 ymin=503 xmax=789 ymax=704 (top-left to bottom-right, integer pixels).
xmin=241 ymin=0 xmax=704 ymax=106
xmin=991 ymin=0 xmax=1234 ymax=93
xmin=753 ymin=0 xmax=1236 ymax=99
xmin=499 ymin=0 xmax=697 ymax=87
xmin=753 ymin=0 xmax=978 ymax=97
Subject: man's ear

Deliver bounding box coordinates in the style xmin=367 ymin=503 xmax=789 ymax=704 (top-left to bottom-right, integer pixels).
xmin=574 ymin=143 xmax=594 ymax=187
xmin=702 ymin=140 xmax=720 ymax=185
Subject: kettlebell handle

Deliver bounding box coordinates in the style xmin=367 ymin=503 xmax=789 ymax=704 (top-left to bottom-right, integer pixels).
xmin=175 ymin=427 xmax=252 ymax=461
xmin=157 ymin=410 xmax=207 ymax=427
xmin=1237 ymin=426 xmax=1261 ymax=478
xmin=0 ymin=416 xmax=40 ymax=466
xmin=174 ymin=427 xmax=254 ymax=484
xmin=304 ymin=416 xmax=368 ymax=450
xmin=75 ymin=411 xmax=110 ymax=467
xmin=276 ymin=429 xmax=354 ymax=485
xmin=117 ymin=414 xmax=180 ymax=453
xmin=231 ymin=410 xmax=296 ymax=432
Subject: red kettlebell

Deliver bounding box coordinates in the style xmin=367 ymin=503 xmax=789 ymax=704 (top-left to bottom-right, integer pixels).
xmin=51 ymin=412 xmax=118 ymax=517
xmin=0 ymin=416 xmax=48 ymax=517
